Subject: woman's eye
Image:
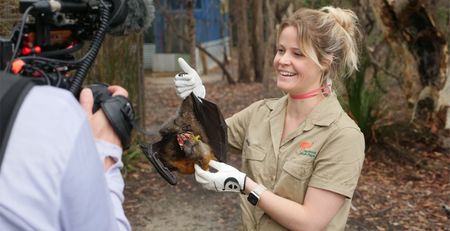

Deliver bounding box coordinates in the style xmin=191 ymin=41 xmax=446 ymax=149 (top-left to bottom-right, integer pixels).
xmin=277 ymin=49 xmax=285 ymax=54
xmin=294 ymin=52 xmax=303 ymax=57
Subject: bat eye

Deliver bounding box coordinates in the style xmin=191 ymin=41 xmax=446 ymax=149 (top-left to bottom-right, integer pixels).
xmin=182 ymin=125 xmax=192 ymax=131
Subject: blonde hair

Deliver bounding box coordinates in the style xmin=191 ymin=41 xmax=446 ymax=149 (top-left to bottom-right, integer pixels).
xmin=277 ymin=6 xmax=362 ymax=85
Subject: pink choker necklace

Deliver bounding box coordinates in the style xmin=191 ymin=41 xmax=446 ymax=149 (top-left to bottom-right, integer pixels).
xmin=289 ymin=85 xmax=331 ymax=100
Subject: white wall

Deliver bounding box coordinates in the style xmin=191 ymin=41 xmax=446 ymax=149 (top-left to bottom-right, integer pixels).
xmin=143 ymin=44 xmax=155 ymax=69
xmin=195 ymin=37 xmax=230 ymax=74
xmin=144 ymin=37 xmax=230 ymax=73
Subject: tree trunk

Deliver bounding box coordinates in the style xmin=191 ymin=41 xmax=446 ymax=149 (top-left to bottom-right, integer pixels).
xmin=220 ymin=0 xmax=230 ymax=66
xmin=88 ymin=33 xmax=145 ymax=123
xmin=262 ymin=0 xmax=282 ymax=98
xmin=437 ymin=62 xmax=450 ymax=147
xmin=0 ymin=0 xmax=21 ymax=36
xmin=230 ymin=0 xmax=252 ymax=83
xmin=186 ymin=0 xmax=196 ymax=68
xmin=370 ymin=0 xmax=449 ymax=146
xmin=252 ymin=0 xmax=264 ymax=83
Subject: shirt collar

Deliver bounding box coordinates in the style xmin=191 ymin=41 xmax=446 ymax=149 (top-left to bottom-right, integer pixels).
xmin=307 ymin=94 xmax=343 ymax=126
xmin=264 ymin=95 xmax=288 ymax=116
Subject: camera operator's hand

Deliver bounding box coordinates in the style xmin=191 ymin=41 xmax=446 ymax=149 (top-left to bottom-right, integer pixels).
xmin=174 ymin=58 xmax=206 ymax=99
xmin=80 ymin=86 xmax=127 ymax=147
xmin=80 ymin=86 xmax=127 ymax=170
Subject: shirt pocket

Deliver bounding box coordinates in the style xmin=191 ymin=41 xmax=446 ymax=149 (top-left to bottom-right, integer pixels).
xmin=242 ymin=145 xmax=266 ymax=161
xmin=282 ymin=161 xmax=313 ymax=180
xmin=274 ymin=161 xmax=313 ymax=203
xmin=242 ymin=145 xmax=267 ymax=180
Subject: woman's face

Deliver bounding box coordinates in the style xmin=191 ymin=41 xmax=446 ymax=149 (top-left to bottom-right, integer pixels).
xmin=273 ymin=26 xmax=323 ymax=95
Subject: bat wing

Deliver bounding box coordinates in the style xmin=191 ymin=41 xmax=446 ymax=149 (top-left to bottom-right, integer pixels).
xmin=140 ymin=141 xmax=178 ymax=185
xmin=190 ymin=93 xmax=228 ymax=163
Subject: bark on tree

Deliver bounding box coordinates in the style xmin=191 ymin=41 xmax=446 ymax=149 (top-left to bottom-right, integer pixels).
xmin=252 ymin=0 xmax=264 ymax=83
xmin=186 ymin=0 xmax=196 ymax=68
xmin=230 ymin=0 xmax=252 ymax=83
xmin=0 ymin=0 xmax=21 ymax=36
xmin=220 ymin=0 xmax=230 ymax=66
xmin=89 ymin=33 xmax=145 ymax=125
xmin=370 ymin=0 xmax=449 ymax=146
xmin=262 ymin=0 xmax=283 ymax=98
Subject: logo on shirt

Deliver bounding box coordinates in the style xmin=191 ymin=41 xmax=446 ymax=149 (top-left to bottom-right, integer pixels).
xmin=298 ymin=141 xmax=317 ymax=157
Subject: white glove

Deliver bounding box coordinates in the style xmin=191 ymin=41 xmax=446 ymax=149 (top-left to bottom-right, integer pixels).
xmin=174 ymin=57 xmax=206 ymax=99
xmin=194 ymin=160 xmax=246 ymax=193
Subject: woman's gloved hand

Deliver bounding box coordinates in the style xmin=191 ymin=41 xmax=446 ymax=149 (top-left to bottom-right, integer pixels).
xmin=174 ymin=57 xmax=206 ymax=99
xmin=194 ymin=160 xmax=246 ymax=193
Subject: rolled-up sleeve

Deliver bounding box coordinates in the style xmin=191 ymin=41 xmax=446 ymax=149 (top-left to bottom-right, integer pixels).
xmin=226 ymin=100 xmax=265 ymax=151
xmin=96 ymin=140 xmax=131 ymax=231
xmin=309 ymin=128 xmax=365 ymax=199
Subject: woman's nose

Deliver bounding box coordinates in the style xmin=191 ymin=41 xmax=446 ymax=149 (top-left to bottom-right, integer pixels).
xmin=279 ymin=53 xmax=290 ymax=65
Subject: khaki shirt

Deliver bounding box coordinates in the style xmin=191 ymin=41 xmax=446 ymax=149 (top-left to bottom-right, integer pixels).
xmin=226 ymin=95 xmax=365 ymax=231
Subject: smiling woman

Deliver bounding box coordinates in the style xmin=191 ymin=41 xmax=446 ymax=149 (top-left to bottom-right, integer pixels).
xmin=274 ymin=7 xmax=361 ymax=98
xmin=274 ymin=25 xmax=324 ymax=97
xmin=173 ymin=5 xmax=366 ymax=231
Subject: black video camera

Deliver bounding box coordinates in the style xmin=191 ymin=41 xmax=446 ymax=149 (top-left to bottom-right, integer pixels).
xmin=0 ymin=0 xmax=128 ymax=95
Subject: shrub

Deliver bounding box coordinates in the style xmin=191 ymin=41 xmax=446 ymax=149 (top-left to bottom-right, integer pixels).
xmin=340 ymin=55 xmax=382 ymax=144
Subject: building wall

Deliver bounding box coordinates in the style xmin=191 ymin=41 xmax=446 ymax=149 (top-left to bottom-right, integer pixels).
xmin=146 ymin=36 xmax=230 ymax=73
xmin=143 ymin=44 xmax=155 ymax=69
xmin=153 ymin=0 xmax=227 ymax=53
xmin=145 ymin=0 xmax=229 ymax=73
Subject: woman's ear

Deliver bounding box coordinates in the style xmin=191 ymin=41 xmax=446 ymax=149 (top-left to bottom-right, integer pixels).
xmin=322 ymin=55 xmax=333 ymax=69
xmin=320 ymin=55 xmax=333 ymax=84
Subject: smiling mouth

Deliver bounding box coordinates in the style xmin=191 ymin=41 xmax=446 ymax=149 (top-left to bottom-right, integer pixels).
xmin=279 ymin=70 xmax=296 ymax=77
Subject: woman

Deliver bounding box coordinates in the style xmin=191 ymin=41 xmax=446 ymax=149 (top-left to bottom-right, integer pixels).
xmin=174 ymin=6 xmax=365 ymax=231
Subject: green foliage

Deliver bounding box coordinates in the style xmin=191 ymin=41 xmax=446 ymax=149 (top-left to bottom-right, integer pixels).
xmin=433 ymin=6 xmax=449 ymax=39
xmin=122 ymin=135 xmax=147 ymax=178
xmin=341 ymin=56 xmax=382 ymax=143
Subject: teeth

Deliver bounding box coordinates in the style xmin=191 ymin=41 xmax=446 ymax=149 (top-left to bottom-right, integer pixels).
xmin=279 ymin=71 xmax=296 ymax=76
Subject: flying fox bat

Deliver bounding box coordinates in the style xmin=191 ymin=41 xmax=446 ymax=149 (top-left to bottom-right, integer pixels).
xmin=141 ymin=93 xmax=227 ymax=185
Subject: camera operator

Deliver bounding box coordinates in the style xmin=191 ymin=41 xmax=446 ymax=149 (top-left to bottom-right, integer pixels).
xmin=0 ymin=76 xmax=132 ymax=230
xmin=0 ymin=79 xmax=131 ymax=230
xmin=0 ymin=0 xmax=155 ymax=229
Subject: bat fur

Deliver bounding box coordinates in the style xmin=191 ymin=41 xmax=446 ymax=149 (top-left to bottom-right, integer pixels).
xmin=157 ymin=96 xmax=216 ymax=174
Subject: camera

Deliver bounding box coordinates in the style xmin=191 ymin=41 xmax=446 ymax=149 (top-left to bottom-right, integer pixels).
xmin=0 ymin=0 xmax=154 ymax=150
xmin=0 ymin=0 xmax=128 ymax=95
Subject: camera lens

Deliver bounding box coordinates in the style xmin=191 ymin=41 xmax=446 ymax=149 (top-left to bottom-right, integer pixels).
xmin=52 ymin=13 xmax=65 ymax=26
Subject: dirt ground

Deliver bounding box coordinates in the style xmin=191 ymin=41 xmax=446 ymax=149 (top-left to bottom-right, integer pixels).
xmin=123 ymin=74 xmax=450 ymax=231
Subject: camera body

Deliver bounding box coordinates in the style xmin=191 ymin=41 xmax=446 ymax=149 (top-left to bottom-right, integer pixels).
xmin=0 ymin=0 xmax=127 ymax=93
